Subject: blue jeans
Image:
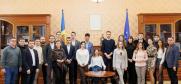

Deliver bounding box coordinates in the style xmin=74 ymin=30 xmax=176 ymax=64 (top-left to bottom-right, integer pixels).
xmin=4 ymin=67 xmax=18 ymax=84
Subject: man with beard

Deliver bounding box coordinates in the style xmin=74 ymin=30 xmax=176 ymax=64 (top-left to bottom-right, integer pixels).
xmin=16 ymin=38 xmax=27 ymax=84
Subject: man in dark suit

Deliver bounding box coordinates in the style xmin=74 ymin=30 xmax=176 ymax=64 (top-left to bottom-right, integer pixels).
xmin=71 ymin=32 xmax=80 ymax=51
xmin=44 ymin=35 xmax=56 ymax=84
xmin=63 ymin=37 xmax=76 ymax=84
xmin=23 ymin=40 xmax=39 ymax=84
xmin=163 ymin=37 xmax=180 ymax=84
xmin=133 ymin=33 xmax=148 ymax=49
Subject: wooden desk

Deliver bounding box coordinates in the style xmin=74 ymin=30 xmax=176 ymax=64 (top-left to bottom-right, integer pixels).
xmin=85 ymin=71 xmax=115 ymax=78
xmin=85 ymin=71 xmax=116 ymax=84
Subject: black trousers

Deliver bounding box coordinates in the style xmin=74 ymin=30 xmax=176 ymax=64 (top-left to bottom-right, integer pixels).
xmin=68 ymin=61 xmax=77 ymax=84
xmin=52 ymin=63 xmax=66 ymax=84
xmin=128 ymin=62 xmax=137 ymax=84
xmin=164 ymin=62 xmax=178 ymax=84
xmin=42 ymin=63 xmax=48 ymax=84
xmin=154 ymin=58 xmax=163 ymax=84
xmin=24 ymin=67 xmax=36 ymax=84
xmin=167 ymin=67 xmax=178 ymax=84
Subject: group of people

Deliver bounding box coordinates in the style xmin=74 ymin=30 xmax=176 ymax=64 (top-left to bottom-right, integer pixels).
xmin=0 ymin=31 xmax=180 ymax=84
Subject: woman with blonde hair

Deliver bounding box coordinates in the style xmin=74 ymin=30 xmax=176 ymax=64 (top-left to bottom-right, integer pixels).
xmin=113 ymin=41 xmax=128 ymax=84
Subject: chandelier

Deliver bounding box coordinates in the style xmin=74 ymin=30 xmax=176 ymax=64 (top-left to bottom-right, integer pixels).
xmin=91 ymin=0 xmax=104 ymax=3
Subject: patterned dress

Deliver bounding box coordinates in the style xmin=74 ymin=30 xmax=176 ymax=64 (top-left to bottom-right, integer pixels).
xmin=146 ymin=45 xmax=157 ymax=70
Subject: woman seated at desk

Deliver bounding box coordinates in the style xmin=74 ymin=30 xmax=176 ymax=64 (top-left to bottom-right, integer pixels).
xmin=88 ymin=49 xmax=106 ymax=84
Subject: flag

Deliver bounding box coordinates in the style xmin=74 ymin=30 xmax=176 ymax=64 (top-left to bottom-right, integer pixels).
xmin=124 ymin=9 xmax=130 ymax=42
xmin=60 ymin=9 xmax=66 ymax=43
xmin=61 ymin=9 xmax=65 ymax=35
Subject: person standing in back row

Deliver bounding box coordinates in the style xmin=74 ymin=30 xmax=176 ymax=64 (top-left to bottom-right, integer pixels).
xmin=101 ymin=31 xmax=116 ymax=83
xmin=84 ymin=33 xmax=94 ymax=64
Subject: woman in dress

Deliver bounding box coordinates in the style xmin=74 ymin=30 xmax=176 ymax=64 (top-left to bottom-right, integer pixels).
xmin=146 ymin=38 xmax=157 ymax=84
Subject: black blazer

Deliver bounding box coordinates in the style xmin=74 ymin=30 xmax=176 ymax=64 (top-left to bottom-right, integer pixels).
xmin=63 ymin=45 xmax=76 ymax=61
xmin=23 ymin=48 xmax=39 ymax=71
xmin=44 ymin=43 xmax=55 ymax=63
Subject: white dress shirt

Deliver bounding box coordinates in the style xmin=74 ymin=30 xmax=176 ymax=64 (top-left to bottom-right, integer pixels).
xmin=50 ymin=43 xmax=54 ymax=49
xmin=29 ymin=48 xmax=36 ymax=66
xmin=76 ymin=49 xmax=89 ymax=66
xmin=67 ymin=44 xmax=70 ymax=54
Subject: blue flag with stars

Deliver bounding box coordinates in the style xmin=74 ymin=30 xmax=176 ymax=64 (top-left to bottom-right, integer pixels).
xmin=124 ymin=9 xmax=130 ymax=42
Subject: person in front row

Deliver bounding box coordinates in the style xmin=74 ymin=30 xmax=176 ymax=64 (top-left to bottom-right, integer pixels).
xmin=113 ymin=41 xmax=128 ymax=84
xmin=161 ymin=37 xmax=180 ymax=84
xmin=146 ymin=38 xmax=157 ymax=84
xmin=88 ymin=49 xmax=106 ymax=84
xmin=156 ymin=40 xmax=166 ymax=84
xmin=51 ymin=40 xmax=67 ymax=84
xmin=76 ymin=41 xmax=90 ymax=84
xmin=1 ymin=37 xmax=22 ymax=84
xmin=63 ymin=37 xmax=77 ymax=84
xmin=23 ymin=40 xmax=39 ymax=84
xmin=132 ymin=42 xmax=148 ymax=84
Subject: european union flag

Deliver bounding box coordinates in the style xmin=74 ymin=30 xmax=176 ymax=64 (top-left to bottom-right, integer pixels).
xmin=61 ymin=9 xmax=65 ymax=34
xmin=124 ymin=9 xmax=130 ymax=42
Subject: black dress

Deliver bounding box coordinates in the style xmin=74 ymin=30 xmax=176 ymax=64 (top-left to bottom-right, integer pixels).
xmin=126 ymin=43 xmax=137 ymax=84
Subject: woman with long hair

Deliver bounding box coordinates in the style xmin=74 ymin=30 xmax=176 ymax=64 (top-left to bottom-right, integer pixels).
xmin=126 ymin=36 xmax=137 ymax=84
xmin=118 ymin=35 xmax=126 ymax=46
xmin=88 ymin=49 xmax=106 ymax=84
xmin=146 ymin=38 xmax=157 ymax=84
xmin=156 ymin=40 xmax=166 ymax=84
xmin=113 ymin=41 xmax=128 ymax=84
xmin=133 ymin=42 xmax=148 ymax=84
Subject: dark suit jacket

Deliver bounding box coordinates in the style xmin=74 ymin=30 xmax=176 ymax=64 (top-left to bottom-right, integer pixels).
xmin=72 ymin=40 xmax=80 ymax=51
xmin=44 ymin=43 xmax=55 ymax=64
xmin=165 ymin=44 xmax=180 ymax=68
xmin=23 ymin=48 xmax=39 ymax=71
xmin=63 ymin=45 xmax=76 ymax=61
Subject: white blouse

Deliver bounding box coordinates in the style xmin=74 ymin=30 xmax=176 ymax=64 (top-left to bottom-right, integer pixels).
xmin=88 ymin=56 xmax=106 ymax=70
xmin=159 ymin=48 xmax=167 ymax=65
xmin=76 ymin=49 xmax=89 ymax=66
xmin=157 ymin=48 xmax=166 ymax=59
